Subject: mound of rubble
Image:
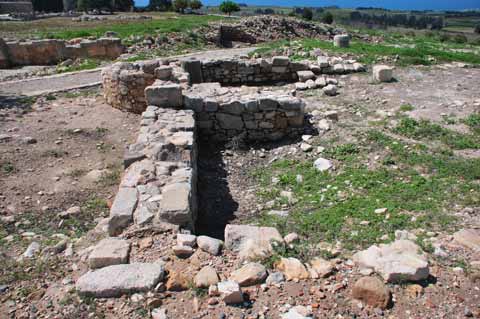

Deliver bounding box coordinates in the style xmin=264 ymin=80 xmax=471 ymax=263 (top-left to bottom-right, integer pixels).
xmin=201 ymin=15 xmax=341 ymax=47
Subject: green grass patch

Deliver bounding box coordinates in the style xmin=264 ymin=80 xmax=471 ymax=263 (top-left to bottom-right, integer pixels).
xmin=394 ymin=117 xmax=480 ymax=150
xmin=462 ymin=113 xmax=480 ymax=134
xmin=254 ymin=36 xmax=480 ymax=66
xmin=251 ymin=130 xmax=479 ymax=251
xmin=57 ymin=59 xmax=102 ymax=73
xmin=36 ymin=14 xmax=226 ymax=40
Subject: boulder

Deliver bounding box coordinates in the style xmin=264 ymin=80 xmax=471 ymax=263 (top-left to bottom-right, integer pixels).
xmin=194 ymin=266 xmax=220 ymax=288
xmin=88 ymin=238 xmax=131 ymax=269
xmin=323 ymin=84 xmax=337 ymax=96
xmin=309 ymin=257 xmax=334 ymax=278
xmin=217 ymin=280 xmax=243 ymax=304
xmin=224 ymin=224 xmax=283 ymax=252
xmin=353 ymin=240 xmax=429 ymax=283
xmin=276 ymin=257 xmax=309 ymax=280
xmin=76 ymin=263 xmax=165 ymax=298
xmin=453 ymin=229 xmax=480 ymax=251
xmin=313 ymin=158 xmax=333 ymax=172
xmin=197 ymin=236 xmax=223 ymax=256
xmin=373 ymin=65 xmax=393 ymax=82
xmin=352 ymin=276 xmax=391 ymax=309
xmin=229 ymin=262 xmax=267 ymax=287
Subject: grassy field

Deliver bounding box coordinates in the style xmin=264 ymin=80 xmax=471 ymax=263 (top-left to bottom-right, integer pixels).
xmin=0 ymin=12 xmax=226 ymax=40
xmin=254 ymin=30 xmax=480 ymax=66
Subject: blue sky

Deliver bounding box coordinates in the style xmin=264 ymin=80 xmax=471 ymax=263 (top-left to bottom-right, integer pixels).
xmin=134 ymin=0 xmax=480 ymax=10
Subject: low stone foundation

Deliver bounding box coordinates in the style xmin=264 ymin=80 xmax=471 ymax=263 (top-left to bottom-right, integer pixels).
xmin=108 ymin=107 xmax=197 ymax=235
xmin=0 ymin=37 xmax=124 ymax=68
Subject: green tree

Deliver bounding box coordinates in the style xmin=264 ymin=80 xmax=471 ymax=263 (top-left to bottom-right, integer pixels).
xmin=189 ymin=0 xmax=202 ymax=10
xmin=302 ymin=7 xmax=313 ymax=21
xmin=148 ymin=0 xmax=172 ymax=11
xmin=322 ymin=11 xmax=334 ymax=24
xmin=77 ymin=0 xmax=112 ymax=11
xmin=33 ymin=0 xmax=64 ymax=12
xmin=219 ymin=0 xmax=240 ymax=16
xmin=114 ymin=0 xmax=134 ymax=11
xmin=173 ymin=0 xmax=189 ymax=13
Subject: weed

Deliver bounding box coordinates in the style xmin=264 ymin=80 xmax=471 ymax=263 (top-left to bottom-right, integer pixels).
xmin=97 ymin=169 xmax=121 ymax=187
xmin=463 ymin=113 xmax=480 ymax=134
xmin=68 ymin=168 xmax=86 ymax=178
xmin=1 ymin=162 xmax=16 ymax=174
xmin=399 ymin=104 xmax=414 ymax=112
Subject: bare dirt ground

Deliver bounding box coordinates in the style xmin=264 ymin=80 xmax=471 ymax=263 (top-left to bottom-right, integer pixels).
xmin=1 ymin=65 xmax=480 ymax=318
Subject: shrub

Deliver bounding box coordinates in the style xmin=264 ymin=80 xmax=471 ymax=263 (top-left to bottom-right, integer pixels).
xmin=302 ymin=7 xmax=313 ymax=21
xmin=453 ymin=34 xmax=468 ymax=44
xmin=173 ymin=0 xmax=189 ymax=13
xmin=189 ymin=0 xmax=202 ymax=10
xmin=322 ymin=11 xmax=334 ymax=24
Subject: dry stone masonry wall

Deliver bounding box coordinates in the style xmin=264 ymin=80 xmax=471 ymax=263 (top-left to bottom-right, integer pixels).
xmin=184 ymin=83 xmax=304 ymax=141
xmin=108 ymin=106 xmax=197 ymax=236
xmin=0 ymin=37 xmax=124 ymax=68
xmin=101 ymin=54 xmax=366 ymax=230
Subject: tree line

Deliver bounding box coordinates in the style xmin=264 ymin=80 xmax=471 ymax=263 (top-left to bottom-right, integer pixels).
xmin=32 ymin=0 xmax=135 ymax=12
xmin=348 ymin=11 xmax=444 ymax=30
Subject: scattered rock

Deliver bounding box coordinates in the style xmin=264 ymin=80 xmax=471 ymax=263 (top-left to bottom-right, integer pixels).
xmin=88 ymin=238 xmax=131 ymax=269
xmin=266 ymin=272 xmax=285 ymax=285
xmin=217 ymin=280 xmax=243 ymax=304
xmin=151 ymin=307 xmax=168 ymax=319
xmin=282 ymin=305 xmax=312 ymax=318
xmin=177 ymin=233 xmax=197 ymax=247
xmin=166 ymin=270 xmax=190 ymax=291
xmin=453 ymin=229 xmax=480 ymax=251
xmin=276 ymin=257 xmax=309 ymax=280
xmin=194 ymin=266 xmax=219 ymax=288
xmin=373 ymin=65 xmax=393 ymax=82
xmin=323 ymin=84 xmax=337 ymax=96
xmin=229 ymin=262 xmax=267 ymax=287
xmin=59 ymin=206 xmax=81 ymax=219
xmin=22 ymin=241 xmax=40 ymax=258
xmin=309 ymin=257 xmax=334 ymax=278
xmin=197 ymin=236 xmax=223 ymax=256
xmin=172 ymin=245 xmax=194 ymax=258
xmin=284 ymin=233 xmax=300 ymax=245
xmin=352 ymin=276 xmax=391 ymax=309
xmin=353 ymin=240 xmax=429 ymax=283
xmin=76 ymin=263 xmax=165 ymax=298
xmin=313 ymin=158 xmax=333 ymax=172
xmin=225 ymin=224 xmax=283 ymax=260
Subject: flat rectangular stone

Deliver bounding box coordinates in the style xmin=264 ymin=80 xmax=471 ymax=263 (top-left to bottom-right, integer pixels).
xmin=107 ymin=187 xmax=138 ymax=236
xmin=88 ymin=238 xmax=131 ymax=269
xmin=159 ymin=182 xmax=191 ymax=225
xmin=76 ymin=263 xmax=165 ymax=298
xmin=145 ymin=82 xmax=183 ymax=108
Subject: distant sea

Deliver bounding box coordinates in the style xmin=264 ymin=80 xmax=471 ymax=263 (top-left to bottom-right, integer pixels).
xmin=135 ymin=0 xmax=480 ymax=11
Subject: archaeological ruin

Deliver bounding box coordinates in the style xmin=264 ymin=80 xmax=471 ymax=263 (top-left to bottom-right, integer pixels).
xmin=100 ymin=54 xmax=366 ymax=236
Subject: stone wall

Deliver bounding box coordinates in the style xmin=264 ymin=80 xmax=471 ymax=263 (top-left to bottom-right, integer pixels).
xmin=108 ymin=106 xmax=197 ymax=235
xmin=200 ymin=56 xmax=308 ymax=85
xmin=102 ymin=59 xmax=190 ymax=114
xmin=0 ymin=38 xmax=124 ymax=68
xmin=183 ymin=83 xmax=304 ymax=141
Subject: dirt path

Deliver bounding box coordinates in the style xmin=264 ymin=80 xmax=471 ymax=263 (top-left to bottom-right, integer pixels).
xmin=0 ymin=47 xmax=256 ymax=97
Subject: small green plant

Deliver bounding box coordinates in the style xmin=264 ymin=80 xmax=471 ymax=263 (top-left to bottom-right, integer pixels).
xmin=463 ymin=113 xmax=480 ymax=134
xmin=1 ymin=162 xmax=16 ymax=174
xmin=400 ymin=104 xmax=414 ymax=112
